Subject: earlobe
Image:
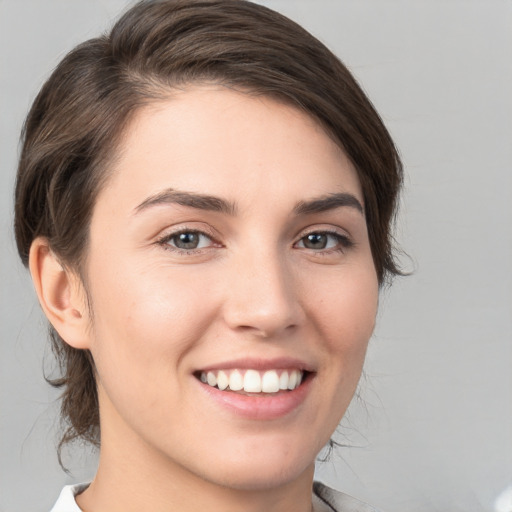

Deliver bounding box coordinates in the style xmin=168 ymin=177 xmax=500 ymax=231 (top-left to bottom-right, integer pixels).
xmin=29 ymin=237 xmax=91 ymax=349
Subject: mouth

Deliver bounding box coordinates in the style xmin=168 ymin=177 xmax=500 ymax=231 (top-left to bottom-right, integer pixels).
xmin=195 ymin=368 xmax=307 ymax=395
xmin=194 ymin=360 xmax=314 ymax=419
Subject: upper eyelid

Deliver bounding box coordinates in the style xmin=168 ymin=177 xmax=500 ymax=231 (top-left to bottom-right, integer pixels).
xmin=295 ymin=224 xmax=351 ymax=240
xmin=156 ymin=224 xmax=219 ymax=241
xmin=160 ymin=229 xmax=212 ymax=241
xmin=294 ymin=226 xmax=355 ymax=249
xmin=156 ymin=230 xmax=221 ymax=254
xmin=295 ymin=231 xmax=351 ymax=245
xmin=154 ymin=223 xmax=353 ymax=246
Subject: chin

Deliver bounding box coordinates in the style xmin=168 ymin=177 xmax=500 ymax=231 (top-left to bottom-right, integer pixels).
xmin=190 ymin=441 xmax=318 ymax=492
xmin=206 ymin=460 xmax=315 ymax=492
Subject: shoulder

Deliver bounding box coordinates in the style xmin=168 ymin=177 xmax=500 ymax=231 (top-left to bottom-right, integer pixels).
xmin=313 ymin=481 xmax=383 ymax=512
xmin=49 ymin=483 xmax=89 ymax=512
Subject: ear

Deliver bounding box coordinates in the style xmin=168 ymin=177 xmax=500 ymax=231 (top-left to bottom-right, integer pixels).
xmin=29 ymin=237 xmax=91 ymax=349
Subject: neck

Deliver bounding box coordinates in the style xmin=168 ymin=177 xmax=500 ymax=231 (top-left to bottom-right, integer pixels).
xmin=79 ymin=451 xmax=315 ymax=512
xmin=77 ymin=399 xmax=316 ymax=512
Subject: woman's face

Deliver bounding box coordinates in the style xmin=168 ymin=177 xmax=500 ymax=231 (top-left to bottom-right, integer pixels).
xmin=83 ymin=86 xmax=378 ymax=490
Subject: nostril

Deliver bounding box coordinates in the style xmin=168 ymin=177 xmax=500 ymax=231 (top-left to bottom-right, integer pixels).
xmin=233 ymin=323 xmax=297 ymax=339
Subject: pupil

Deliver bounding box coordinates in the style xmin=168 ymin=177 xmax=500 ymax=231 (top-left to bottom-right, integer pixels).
xmin=176 ymin=232 xmax=199 ymax=249
xmin=305 ymin=233 xmax=327 ymax=249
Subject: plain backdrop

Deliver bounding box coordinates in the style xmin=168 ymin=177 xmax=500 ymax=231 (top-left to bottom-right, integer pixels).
xmin=1 ymin=1 xmax=511 ymax=511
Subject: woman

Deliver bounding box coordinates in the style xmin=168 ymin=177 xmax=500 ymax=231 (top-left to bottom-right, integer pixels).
xmin=14 ymin=1 xmax=403 ymax=510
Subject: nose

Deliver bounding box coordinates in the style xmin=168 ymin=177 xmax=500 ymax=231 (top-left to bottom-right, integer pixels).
xmin=222 ymin=247 xmax=303 ymax=339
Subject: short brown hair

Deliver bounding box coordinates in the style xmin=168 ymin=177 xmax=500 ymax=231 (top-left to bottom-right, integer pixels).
xmin=14 ymin=0 xmax=403 ymax=453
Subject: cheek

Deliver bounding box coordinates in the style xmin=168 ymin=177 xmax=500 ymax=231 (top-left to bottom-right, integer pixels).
xmin=84 ymin=263 xmax=217 ymax=432
xmin=296 ymin=263 xmax=378 ymax=444
xmin=309 ymin=263 xmax=378 ymax=369
xmin=85 ymin=261 xmax=217 ymax=378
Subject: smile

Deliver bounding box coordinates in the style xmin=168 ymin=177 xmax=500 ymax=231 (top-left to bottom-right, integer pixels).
xmin=198 ymin=369 xmax=304 ymax=394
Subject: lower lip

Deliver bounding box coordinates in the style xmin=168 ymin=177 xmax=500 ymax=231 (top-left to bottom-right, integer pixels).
xmin=197 ymin=375 xmax=313 ymax=420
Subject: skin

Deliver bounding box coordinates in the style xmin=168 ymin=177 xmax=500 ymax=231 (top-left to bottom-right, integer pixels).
xmin=30 ymin=86 xmax=378 ymax=512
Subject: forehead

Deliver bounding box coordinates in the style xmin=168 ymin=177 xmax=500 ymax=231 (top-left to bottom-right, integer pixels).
xmin=97 ymin=85 xmax=362 ymax=212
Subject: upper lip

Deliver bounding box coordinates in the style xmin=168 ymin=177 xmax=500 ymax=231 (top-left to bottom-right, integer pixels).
xmin=195 ymin=357 xmax=315 ymax=373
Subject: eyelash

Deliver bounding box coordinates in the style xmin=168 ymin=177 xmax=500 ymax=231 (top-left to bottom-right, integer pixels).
xmin=156 ymin=228 xmax=353 ymax=255
xmin=157 ymin=229 xmax=220 ymax=254
xmin=294 ymin=229 xmax=354 ymax=254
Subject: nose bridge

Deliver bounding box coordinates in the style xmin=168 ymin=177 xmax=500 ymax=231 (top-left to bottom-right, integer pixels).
xmin=223 ymin=239 xmax=300 ymax=337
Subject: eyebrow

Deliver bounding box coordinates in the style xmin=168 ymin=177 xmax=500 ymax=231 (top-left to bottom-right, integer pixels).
xmin=134 ymin=188 xmax=237 ymax=216
xmin=134 ymin=189 xmax=363 ymax=217
xmin=293 ymin=193 xmax=364 ymax=216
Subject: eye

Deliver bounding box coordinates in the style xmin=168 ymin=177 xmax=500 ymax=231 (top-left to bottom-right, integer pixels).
xmin=295 ymin=231 xmax=352 ymax=251
xmin=160 ymin=230 xmax=214 ymax=251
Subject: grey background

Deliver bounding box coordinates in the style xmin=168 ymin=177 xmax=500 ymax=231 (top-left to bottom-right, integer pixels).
xmin=1 ymin=1 xmax=511 ymax=511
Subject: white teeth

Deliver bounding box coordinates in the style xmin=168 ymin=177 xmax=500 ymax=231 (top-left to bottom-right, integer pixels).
xmin=207 ymin=371 xmax=217 ymax=387
xmin=217 ymin=370 xmax=229 ymax=390
xmin=279 ymin=372 xmax=289 ymax=390
xmin=261 ymin=370 xmax=280 ymax=393
xmin=244 ymin=370 xmax=262 ymax=392
xmin=199 ymin=369 xmax=305 ymax=393
xmin=229 ymin=369 xmax=243 ymax=391
xmin=288 ymin=370 xmax=298 ymax=390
